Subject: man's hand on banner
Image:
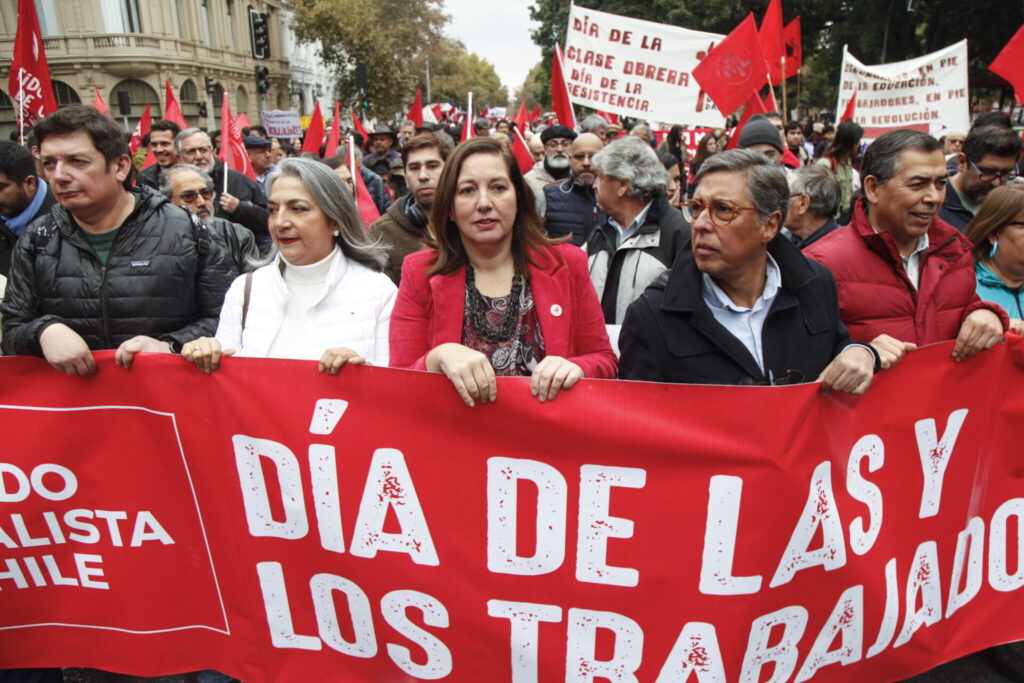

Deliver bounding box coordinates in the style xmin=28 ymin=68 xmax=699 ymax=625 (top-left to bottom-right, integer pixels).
xmin=39 ymin=322 xmax=97 ymax=376
xmin=953 ymin=309 xmax=1004 ymax=362
xmin=870 ymin=333 xmax=917 ymax=369
xmin=115 ymin=335 xmax=173 ymax=369
xmin=817 ymin=345 xmax=874 ymax=395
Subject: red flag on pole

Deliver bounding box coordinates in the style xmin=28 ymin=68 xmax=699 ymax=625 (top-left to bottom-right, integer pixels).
xmin=92 ymin=85 xmax=110 ymax=115
xmin=301 ymin=102 xmax=325 ymax=156
xmin=990 ymin=24 xmax=1024 ymax=104
xmin=219 ymin=93 xmax=256 ymax=181
xmin=783 ymin=18 xmax=802 ymax=79
xmin=693 ymin=14 xmax=769 ymax=116
xmin=163 ymin=81 xmax=187 ymax=129
xmin=129 ymin=103 xmax=151 ymax=155
xmin=460 ymin=92 xmax=473 ymax=143
xmin=551 ymin=45 xmax=577 ymax=129
xmin=9 ymin=0 xmax=58 ymax=131
xmin=431 ymin=104 xmax=443 ymax=122
xmin=408 ymin=89 xmax=424 ymax=128
xmin=759 ymin=0 xmax=785 ymax=84
xmin=235 ymin=112 xmax=252 ymax=129
xmin=764 ymin=87 xmax=779 ymax=112
xmin=529 ymin=106 xmax=541 ymax=123
xmin=513 ymin=102 xmax=528 ymax=132
xmin=325 ymin=101 xmax=341 ymax=158
xmin=596 ymin=110 xmax=620 ymax=125
xmin=726 ymin=92 xmax=768 ymax=151
xmin=511 ymin=128 xmax=535 ymax=175
xmin=350 ymin=109 xmax=368 ymax=141
xmin=349 ymin=136 xmax=380 ymax=228
xmin=841 ymin=90 xmax=857 ymax=122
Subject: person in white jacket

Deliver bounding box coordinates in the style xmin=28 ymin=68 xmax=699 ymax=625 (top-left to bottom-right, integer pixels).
xmin=181 ymin=157 xmax=396 ymax=374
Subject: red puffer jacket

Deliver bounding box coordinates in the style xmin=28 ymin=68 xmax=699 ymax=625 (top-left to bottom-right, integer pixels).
xmin=804 ymin=200 xmax=1007 ymax=345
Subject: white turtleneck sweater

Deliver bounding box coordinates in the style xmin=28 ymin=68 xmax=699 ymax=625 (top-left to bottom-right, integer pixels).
xmin=267 ymin=247 xmax=338 ymax=358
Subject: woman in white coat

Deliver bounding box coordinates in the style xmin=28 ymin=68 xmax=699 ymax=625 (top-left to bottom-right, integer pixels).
xmin=182 ymin=157 xmax=396 ymax=373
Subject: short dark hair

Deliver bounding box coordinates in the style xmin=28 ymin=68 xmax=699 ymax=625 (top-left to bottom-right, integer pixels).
xmin=860 ymin=129 xmax=941 ymax=186
xmin=34 ymin=105 xmax=130 ymax=165
xmin=784 ymin=120 xmax=803 ymax=133
xmin=963 ymin=125 xmax=1022 ymax=163
xmin=972 ymin=111 xmax=1013 ymax=131
xmin=401 ymin=132 xmax=449 ymax=167
xmin=0 ymin=141 xmax=38 ymax=183
xmin=150 ymin=120 xmax=182 ymax=137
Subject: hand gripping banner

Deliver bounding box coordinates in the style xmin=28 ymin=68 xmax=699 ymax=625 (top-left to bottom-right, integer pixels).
xmin=1 ymin=340 xmax=1023 ymax=681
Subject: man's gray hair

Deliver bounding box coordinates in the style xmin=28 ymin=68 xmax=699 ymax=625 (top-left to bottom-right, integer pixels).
xmin=592 ymin=137 xmax=668 ymax=201
xmin=158 ymin=163 xmax=214 ymax=198
xmin=789 ymin=165 xmax=840 ymax=220
xmin=630 ymin=123 xmax=651 ymax=140
xmin=580 ymin=114 xmax=608 ymax=134
xmin=265 ymin=157 xmax=387 ymax=271
xmin=697 ymin=148 xmax=789 ymax=224
xmin=175 ymin=127 xmax=211 ymax=154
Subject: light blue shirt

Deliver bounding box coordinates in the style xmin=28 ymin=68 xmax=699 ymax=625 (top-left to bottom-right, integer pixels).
xmin=701 ymin=254 xmax=782 ymax=373
xmin=607 ymin=200 xmax=653 ymax=249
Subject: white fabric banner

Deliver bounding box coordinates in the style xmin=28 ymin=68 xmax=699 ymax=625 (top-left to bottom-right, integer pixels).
xmin=563 ymin=4 xmax=725 ymax=126
xmin=837 ymin=41 xmax=969 ymax=141
xmin=260 ymin=110 xmax=302 ymax=138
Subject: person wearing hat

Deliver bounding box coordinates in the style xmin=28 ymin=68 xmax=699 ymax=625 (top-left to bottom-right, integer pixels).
xmin=738 ymin=114 xmax=785 ymax=166
xmin=524 ymin=124 xmax=578 ymax=211
xmin=364 ymin=125 xmax=400 ymax=177
xmin=244 ymin=135 xmax=277 ymax=191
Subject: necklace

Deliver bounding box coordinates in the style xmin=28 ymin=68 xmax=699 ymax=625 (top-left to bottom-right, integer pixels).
xmin=465 ymin=264 xmax=524 ymax=343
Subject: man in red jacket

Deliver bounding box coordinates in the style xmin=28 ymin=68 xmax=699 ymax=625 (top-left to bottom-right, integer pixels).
xmin=804 ymin=129 xmax=1007 ymax=369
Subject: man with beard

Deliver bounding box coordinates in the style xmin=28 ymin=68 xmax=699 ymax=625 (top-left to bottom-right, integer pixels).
xmin=160 ymin=163 xmax=258 ymax=273
xmin=0 ymin=141 xmax=55 ymax=276
xmin=369 ymin=133 xmax=448 ymax=284
xmin=542 ymin=132 xmax=606 ymax=246
xmin=940 ymin=125 xmax=1021 ymax=231
xmin=134 ymin=120 xmax=181 ymax=190
xmin=524 ymin=125 xmax=576 ymax=210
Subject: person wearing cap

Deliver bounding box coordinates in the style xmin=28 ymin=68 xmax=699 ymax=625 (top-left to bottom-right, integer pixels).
xmin=524 ymin=125 xmax=577 ymax=211
xmin=244 ymin=135 xmax=277 ymax=191
xmin=363 ymin=125 xmax=400 ymax=177
xmin=738 ymin=115 xmax=786 ymax=166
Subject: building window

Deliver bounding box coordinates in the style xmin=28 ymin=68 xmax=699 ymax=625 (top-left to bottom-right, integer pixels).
xmin=236 ymin=86 xmax=248 ymax=116
xmin=180 ymin=79 xmax=198 ymax=104
xmin=51 ymin=81 xmax=81 ymax=107
xmin=170 ymin=0 xmax=182 ymax=39
xmin=200 ymin=0 xmax=211 ymax=45
xmin=226 ymin=0 xmax=235 ymax=49
xmin=109 ymin=79 xmax=159 ymax=117
xmin=34 ymin=0 xmax=59 ymax=35
xmin=100 ymin=0 xmax=142 ymax=34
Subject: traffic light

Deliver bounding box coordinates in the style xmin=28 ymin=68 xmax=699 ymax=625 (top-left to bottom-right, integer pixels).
xmin=198 ymin=101 xmax=208 ymax=118
xmin=250 ymin=10 xmax=270 ymax=59
xmin=255 ymin=67 xmax=270 ymax=94
xmin=204 ymin=76 xmax=215 ymax=96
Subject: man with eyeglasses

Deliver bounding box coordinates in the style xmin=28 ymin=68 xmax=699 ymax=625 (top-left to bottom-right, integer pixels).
xmin=940 ymin=125 xmax=1022 ymax=232
xmin=541 ymin=132 xmax=606 ymax=246
xmin=806 ymin=129 xmax=1007 ymax=370
xmin=160 ymin=164 xmax=258 ymax=274
xmin=619 ymin=148 xmax=877 ymax=393
xmin=175 ymin=128 xmax=269 ymax=243
xmin=524 ymin=125 xmax=576 ymax=208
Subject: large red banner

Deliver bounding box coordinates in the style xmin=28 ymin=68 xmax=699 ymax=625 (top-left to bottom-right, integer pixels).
xmin=1 ymin=340 xmax=1023 ymax=681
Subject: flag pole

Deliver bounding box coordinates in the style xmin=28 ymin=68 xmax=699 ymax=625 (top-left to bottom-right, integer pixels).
xmin=781 ymin=57 xmax=788 ymax=122
xmin=16 ymin=91 xmax=24 ymax=146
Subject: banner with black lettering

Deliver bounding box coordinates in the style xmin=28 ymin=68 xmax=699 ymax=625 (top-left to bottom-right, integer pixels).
xmin=0 ymin=340 xmax=1023 ymax=681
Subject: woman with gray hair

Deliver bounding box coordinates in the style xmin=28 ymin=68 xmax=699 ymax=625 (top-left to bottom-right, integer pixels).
xmin=181 ymin=157 xmax=396 ymax=373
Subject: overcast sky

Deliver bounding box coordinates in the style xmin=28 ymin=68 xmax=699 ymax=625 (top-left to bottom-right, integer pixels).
xmin=442 ymin=0 xmax=542 ymax=102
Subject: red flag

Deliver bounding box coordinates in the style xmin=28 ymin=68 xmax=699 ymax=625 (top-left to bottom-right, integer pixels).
xmin=163 ymin=81 xmax=187 ymax=129
xmin=693 ymin=14 xmax=769 ymax=116
xmin=235 ymin=112 xmax=252 ymax=129
xmin=511 ymin=128 xmax=535 ymax=175
xmin=513 ymin=102 xmax=527 ymax=132
xmin=551 ymin=45 xmax=577 ymax=129
xmin=325 ymin=102 xmax=341 ymax=158
xmin=301 ymin=102 xmax=325 ymax=155
xmin=350 ymin=109 xmax=368 ymax=141
xmin=764 ymin=87 xmax=779 ymax=112
xmin=529 ymin=105 xmax=541 ymax=123
xmin=349 ymin=136 xmax=380 ymax=227
xmin=8 ymin=0 xmax=58 ymax=128
xmin=596 ymin=110 xmax=620 ymax=125
xmin=725 ymin=91 xmax=768 ymax=151
xmin=990 ymin=24 xmax=1024 ymax=104
xmin=92 ymin=85 xmax=110 ymax=115
xmin=783 ymin=18 xmax=802 ymax=79
xmin=759 ymin=0 xmax=785 ymax=84
xmin=841 ymin=90 xmax=857 ymax=122
xmin=460 ymin=93 xmax=473 ymax=143
xmin=129 ymin=103 xmax=151 ymax=155
xmin=219 ymin=93 xmax=256 ymax=180
xmin=431 ymin=104 xmax=443 ymax=122
xmin=407 ymin=89 xmax=424 ymax=128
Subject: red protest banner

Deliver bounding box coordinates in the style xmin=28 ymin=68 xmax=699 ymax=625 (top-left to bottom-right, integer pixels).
xmin=1 ymin=341 xmax=1023 ymax=681
xmin=8 ymin=0 xmax=58 ymax=129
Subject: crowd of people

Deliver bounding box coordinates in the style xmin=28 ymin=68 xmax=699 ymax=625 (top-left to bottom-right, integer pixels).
xmin=0 ymin=97 xmax=1023 ymax=680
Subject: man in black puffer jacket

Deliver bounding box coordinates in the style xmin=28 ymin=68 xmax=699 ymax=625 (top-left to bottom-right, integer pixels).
xmin=543 ymin=132 xmax=606 ymax=246
xmin=1 ymin=106 xmax=233 ymax=375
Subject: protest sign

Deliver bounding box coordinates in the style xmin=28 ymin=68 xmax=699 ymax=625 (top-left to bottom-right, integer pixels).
xmin=1 ymin=341 xmax=1023 ymax=681
xmin=260 ymin=109 xmax=302 ymax=138
xmin=837 ymin=41 xmax=969 ymax=141
xmin=564 ymin=4 xmax=726 ymax=127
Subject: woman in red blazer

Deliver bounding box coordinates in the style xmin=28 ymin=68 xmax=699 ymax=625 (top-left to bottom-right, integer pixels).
xmin=390 ymin=137 xmax=617 ymax=407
